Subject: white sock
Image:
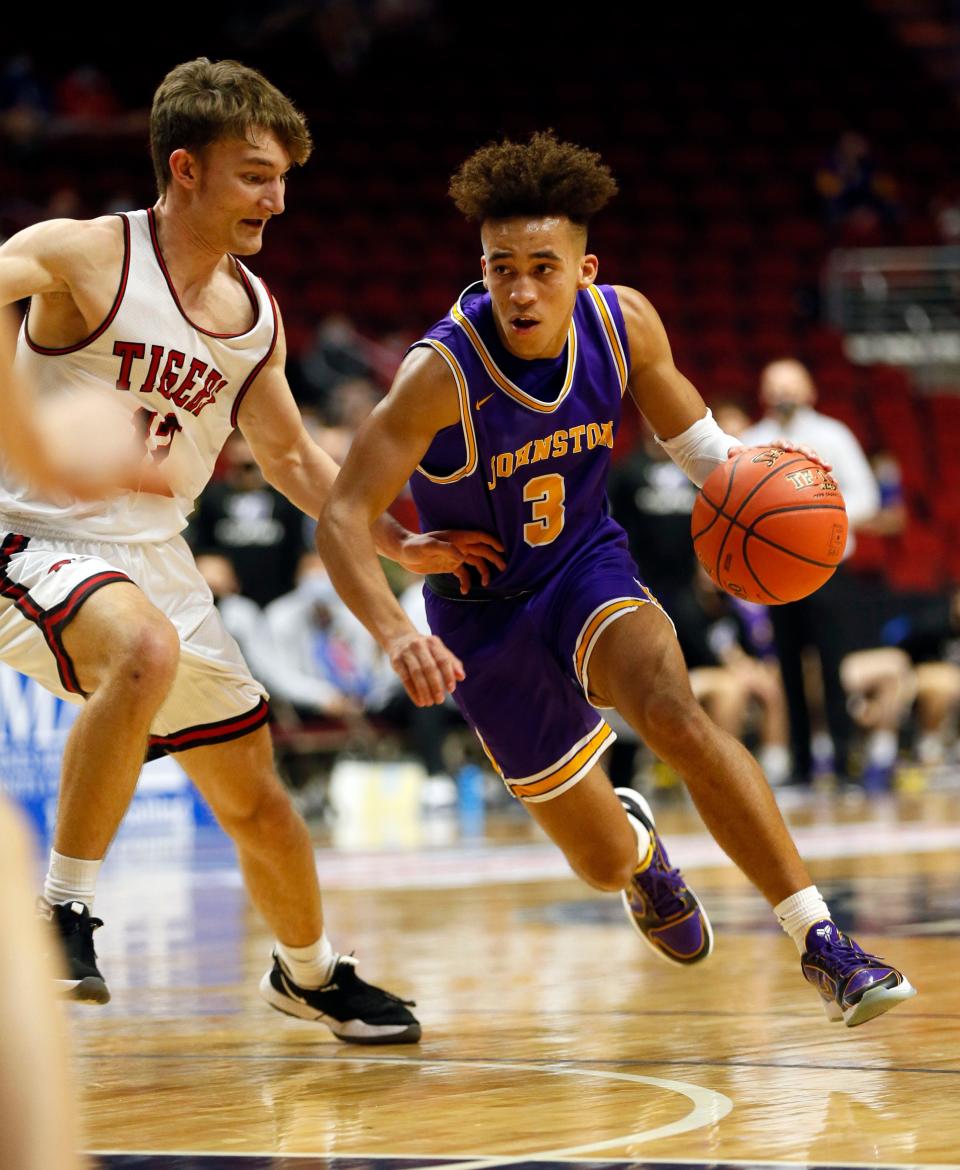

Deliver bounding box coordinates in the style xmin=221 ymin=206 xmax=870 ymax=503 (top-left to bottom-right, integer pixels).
xmin=43 ymin=850 xmax=102 ymax=910
xmin=775 ymin=885 xmax=832 ymax=954
xmin=865 ymin=729 xmax=898 ymax=767
xmin=627 ymin=810 xmax=653 ymax=873
xmin=916 ymin=732 xmax=944 ymax=766
xmin=276 ymin=933 xmax=338 ymax=988
xmin=758 ymin=743 xmax=791 ymax=786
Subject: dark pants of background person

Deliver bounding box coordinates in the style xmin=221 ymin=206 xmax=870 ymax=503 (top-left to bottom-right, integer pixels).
xmin=769 ymin=568 xmax=856 ymax=783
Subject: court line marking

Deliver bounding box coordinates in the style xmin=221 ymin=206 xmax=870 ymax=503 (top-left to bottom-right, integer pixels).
xmin=76 ymin=1050 xmax=960 ymax=1078
xmin=86 ymin=1153 xmax=960 ymax=1169
xmin=88 ymin=1055 xmax=730 ymax=1162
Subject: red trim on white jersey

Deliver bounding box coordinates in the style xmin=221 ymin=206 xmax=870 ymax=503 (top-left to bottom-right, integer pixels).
xmin=230 ymin=285 xmax=279 ymax=427
xmin=147 ymin=696 xmax=270 ymax=756
xmin=24 ymin=215 xmax=132 ymax=356
xmin=146 ymin=208 xmax=261 ymax=340
xmin=0 ymin=533 xmax=131 ymax=695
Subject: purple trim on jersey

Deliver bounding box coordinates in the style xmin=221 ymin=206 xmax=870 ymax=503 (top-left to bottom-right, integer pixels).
xmin=24 ymin=215 xmax=132 ymax=356
xmin=229 ymin=284 xmax=279 ymax=427
xmin=146 ymin=696 xmax=270 ymax=758
xmin=146 ymin=208 xmax=262 ymax=340
xmin=410 ymin=283 xmax=631 ymax=596
xmin=0 ymin=533 xmax=133 ymax=696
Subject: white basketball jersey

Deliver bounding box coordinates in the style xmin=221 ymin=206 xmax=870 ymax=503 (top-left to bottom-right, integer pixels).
xmin=0 ymin=209 xmax=278 ymax=543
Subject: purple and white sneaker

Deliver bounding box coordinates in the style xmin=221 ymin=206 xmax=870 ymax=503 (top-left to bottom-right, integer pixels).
xmin=615 ymin=787 xmax=713 ymax=965
xmin=801 ymin=919 xmax=916 ymax=1027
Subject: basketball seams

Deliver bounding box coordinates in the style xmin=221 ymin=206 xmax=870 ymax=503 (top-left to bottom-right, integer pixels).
xmin=692 ymin=449 xmax=846 ymax=603
xmin=744 ymin=513 xmax=846 ymax=567
xmin=741 ymin=537 xmax=784 ymax=603
xmin=694 ymin=451 xmax=806 ymax=585
xmin=710 ymin=454 xmax=805 ymax=588
xmin=714 ymin=503 xmax=847 ymax=565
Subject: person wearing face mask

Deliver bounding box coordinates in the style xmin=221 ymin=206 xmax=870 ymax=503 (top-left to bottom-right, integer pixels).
xmin=741 ymin=359 xmax=881 ymax=786
xmin=265 ymin=555 xmax=383 ymax=721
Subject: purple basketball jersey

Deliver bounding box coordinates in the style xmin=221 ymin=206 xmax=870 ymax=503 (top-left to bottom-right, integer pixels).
xmin=410 ymin=282 xmax=631 ymax=596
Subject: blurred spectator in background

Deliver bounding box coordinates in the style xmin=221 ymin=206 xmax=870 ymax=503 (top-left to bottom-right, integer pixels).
xmin=882 ymin=589 xmax=960 ymax=768
xmin=840 ymin=646 xmax=915 ymax=790
xmin=815 ymin=131 xmax=900 ymax=239
xmin=187 ymin=432 xmax=309 ymax=607
xmin=312 ymin=376 xmax=382 ymax=464
xmin=195 ymin=552 xmax=279 ymax=696
xmin=266 ymin=555 xmax=464 ymax=788
xmin=0 ymin=54 xmax=49 ymax=149
xmin=265 ymin=554 xmax=378 ymax=720
xmin=931 ymin=185 xmax=960 ymax=244
xmin=687 ymin=568 xmax=792 ymax=786
xmin=742 ymin=359 xmax=881 ymax=786
xmin=712 ymin=399 xmax=753 ymax=441
xmin=54 ymin=65 xmax=119 ymax=131
xmin=295 ymin=313 xmax=376 ymax=409
xmin=859 ymin=449 xmax=906 ymax=537
xmin=43 ymin=186 xmax=83 ymax=221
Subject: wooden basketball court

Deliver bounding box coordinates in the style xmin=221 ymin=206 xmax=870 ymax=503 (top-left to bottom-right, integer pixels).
xmin=75 ymin=784 xmax=960 ymax=1170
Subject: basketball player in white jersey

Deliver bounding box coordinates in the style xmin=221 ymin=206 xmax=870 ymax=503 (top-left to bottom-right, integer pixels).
xmin=0 ymin=58 xmax=502 ymax=1044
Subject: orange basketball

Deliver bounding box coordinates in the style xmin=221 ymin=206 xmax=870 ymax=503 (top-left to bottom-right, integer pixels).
xmin=691 ymin=446 xmax=848 ymax=604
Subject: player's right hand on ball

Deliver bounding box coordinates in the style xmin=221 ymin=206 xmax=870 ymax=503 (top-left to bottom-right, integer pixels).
xmin=388 ymin=631 xmax=465 ymax=707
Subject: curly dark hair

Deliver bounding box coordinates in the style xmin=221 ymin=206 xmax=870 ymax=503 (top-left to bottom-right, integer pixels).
xmin=449 ymin=130 xmax=618 ymax=225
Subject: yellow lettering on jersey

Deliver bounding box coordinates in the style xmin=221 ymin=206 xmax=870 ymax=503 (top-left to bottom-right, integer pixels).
xmin=486 ymin=419 xmax=614 ymax=490
xmin=532 ymin=436 xmax=553 ymax=463
xmin=586 ymin=422 xmax=604 ymax=449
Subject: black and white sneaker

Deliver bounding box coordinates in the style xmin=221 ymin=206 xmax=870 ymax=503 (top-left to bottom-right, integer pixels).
xmin=40 ymin=899 xmax=111 ymax=1004
xmin=259 ymin=952 xmax=421 ymax=1045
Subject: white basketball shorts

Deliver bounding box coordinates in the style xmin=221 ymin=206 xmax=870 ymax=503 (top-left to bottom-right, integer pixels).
xmin=0 ymin=530 xmax=268 ymax=755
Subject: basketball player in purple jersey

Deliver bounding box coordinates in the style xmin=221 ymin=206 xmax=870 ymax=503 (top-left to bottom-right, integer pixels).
xmin=0 ymin=58 xmax=504 ymax=1044
xmin=319 ymin=132 xmax=914 ymax=1026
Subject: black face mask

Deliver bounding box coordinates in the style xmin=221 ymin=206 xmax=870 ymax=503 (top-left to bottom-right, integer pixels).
xmin=772 ymin=400 xmax=800 ymax=423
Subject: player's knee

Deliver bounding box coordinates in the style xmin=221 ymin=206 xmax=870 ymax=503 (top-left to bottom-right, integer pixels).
xmin=217 ymin=774 xmax=299 ymax=840
xmin=113 ymin=615 xmax=180 ymax=698
xmin=635 ymin=687 xmax=703 ymax=752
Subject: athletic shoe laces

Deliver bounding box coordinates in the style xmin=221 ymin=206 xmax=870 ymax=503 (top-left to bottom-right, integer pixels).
xmin=814 ymin=932 xmax=884 ymax=977
xmin=326 ymin=956 xmax=416 ymax=1007
xmin=634 ymin=846 xmax=688 ymax=920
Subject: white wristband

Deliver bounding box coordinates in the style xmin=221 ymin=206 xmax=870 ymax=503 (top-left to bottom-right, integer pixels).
xmin=655 ymin=409 xmax=742 ymax=488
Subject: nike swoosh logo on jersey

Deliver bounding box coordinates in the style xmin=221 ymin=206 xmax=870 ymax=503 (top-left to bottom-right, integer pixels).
xmin=475 ymin=393 xmax=495 ymax=410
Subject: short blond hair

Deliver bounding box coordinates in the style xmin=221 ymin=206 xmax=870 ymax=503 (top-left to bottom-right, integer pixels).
xmin=150 ymin=57 xmax=312 ymax=193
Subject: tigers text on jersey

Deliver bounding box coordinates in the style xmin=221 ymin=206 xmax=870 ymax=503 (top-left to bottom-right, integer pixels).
xmin=411 ymin=282 xmax=631 ymax=596
xmin=0 ymin=209 xmax=277 ymax=543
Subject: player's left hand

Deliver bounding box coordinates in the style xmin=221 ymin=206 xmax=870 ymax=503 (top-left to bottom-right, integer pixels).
xmin=397 ymin=529 xmax=507 ymax=594
xmin=727 ymin=441 xmax=832 ymax=472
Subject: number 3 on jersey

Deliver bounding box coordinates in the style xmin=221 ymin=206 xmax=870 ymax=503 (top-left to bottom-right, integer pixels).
xmin=523 ymin=473 xmax=565 ymax=546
